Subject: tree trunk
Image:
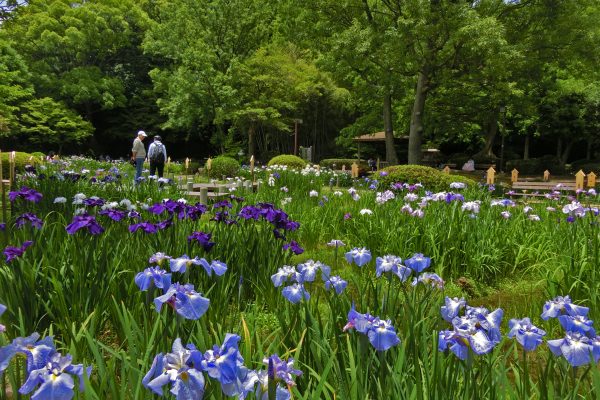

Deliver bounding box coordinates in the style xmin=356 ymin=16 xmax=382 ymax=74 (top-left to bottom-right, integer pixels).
xmin=559 ymin=139 xmax=574 ymax=166
xmin=556 ymin=137 xmax=562 ymax=159
xmin=474 ymin=107 xmax=500 ymax=159
xmin=408 ymin=72 xmax=428 ymax=165
xmin=523 ymin=134 xmax=530 ymax=160
xmin=383 ymin=92 xmax=398 ymax=165
xmin=248 ymin=124 xmax=256 ymax=160
xmin=587 ymin=138 xmax=592 ymax=160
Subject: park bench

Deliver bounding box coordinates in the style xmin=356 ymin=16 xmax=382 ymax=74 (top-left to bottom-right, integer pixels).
xmin=180 ymin=181 xmax=257 ymax=203
xmin=509 ymin=180 xmax=577 ymax=197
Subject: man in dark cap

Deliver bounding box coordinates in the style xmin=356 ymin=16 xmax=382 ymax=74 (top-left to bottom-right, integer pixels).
xmin=148 ymin=135 xmax=167 ymax=178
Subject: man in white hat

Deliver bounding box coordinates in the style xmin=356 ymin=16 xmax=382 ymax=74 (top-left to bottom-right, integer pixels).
xmin=131 ymin=130 xmax=147 ymax=182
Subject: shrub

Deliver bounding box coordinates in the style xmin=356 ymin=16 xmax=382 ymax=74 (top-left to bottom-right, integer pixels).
xmin=1 ymin=151 xmax=41 ymax=178
xmin=267 ymin=154 xmax=307 ymax=169
xmin=570 ymin=159 xmax=599 ymax=173
xmin=505 ymin=156 xmax=565 ymax=175
xmin=206 ymin=156 xmax=240 ymax=178
xmin=379 ymin=164 xmax=475 ymax=191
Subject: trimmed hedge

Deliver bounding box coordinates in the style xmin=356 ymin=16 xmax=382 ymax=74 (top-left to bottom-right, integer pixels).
xmin=1 ymin=151 xmax=41 ymax=178
xmin=267 ymin=154 xmax=307 ymax=169
xmin=505 ymin=156 xmax=565 ymax=175
xmin=379 ymin=164 xmax=475 ymax=191
xmin=206 ymin=156 xmax=240 ymax=178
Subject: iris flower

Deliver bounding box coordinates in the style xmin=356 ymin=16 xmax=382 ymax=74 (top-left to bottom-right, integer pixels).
xmin=135 ymin=267 xmax=172 ymax=291
xmin=541 ymin=295 xmax=589 ymax=320
xmin=169 ymin=255 xmax=203 ymax=273
xmin=367 ymin=319 xmax=401 ymax=351
xmin=324 ymin=276 xmax=347 ymax=294
xmin=154 ymin=283 xmax=210 ymax=320
xmin=281 ymin=283 xmax=310 ymax=304
xmin=345 ymin=247 xmax=372 ymax=267
xmin=282 ymin=240 xmax=303 ymax=255
xmin=143 ymin=338 xmax=205 ymax=399
xmin=507 ymin=317 xmax=546 ymax=351
xmin=128 ymin=221 xmax=158 ymax=234
xmin=3 ymin=241 xmax=33 ymax=263
xmin=19 ymin=352 xmax=92 ymax=400
xmin=66 ymin=214 xmax=104 ymax=235
xmin=298 ymin=260 xmax=329 ymax=282
xmin=441 ymin=297 xmax=466 ymax=322
xmin=187 ymin=231 xmax=215 ymax=252
xmin=412 ymin=273 xmax=444 ymax=289
xmin=375 ymin=255 xmax=402 ymax=278
xmin=15 ymin=213 xmax=43 ymax=229
xmin=404 ymin=253 xmax=431 ymax=273
xmin=8 ymin=187 xmax=42 ymax=203
xmin=200 ymin=334 xmax=248 ymax=396
xmin=547 ymin=332 xmax=594 ymax=367
xmin=271 ymin=266 xmax=299 ymax=287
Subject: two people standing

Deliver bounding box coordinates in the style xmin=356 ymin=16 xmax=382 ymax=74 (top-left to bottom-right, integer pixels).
xmin=131 ymin=131 xmax=167 ymax=181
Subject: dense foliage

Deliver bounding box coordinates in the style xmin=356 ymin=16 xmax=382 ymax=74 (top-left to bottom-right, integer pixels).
xmin=0 ymin=0 xmax=597 ymax=164
xmin=267 ymin=154 xmax=307 ymax=169
xmin=379 ymin=165 xmax=476 ymax=191
xmin=207 ymin=155 xmax=241 ymax=178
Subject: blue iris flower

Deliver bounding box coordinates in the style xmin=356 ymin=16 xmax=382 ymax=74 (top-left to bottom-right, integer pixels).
xmin=558 ymin=315 xmax=596 ymax=336
xmin=281 ymin=283 xmax=310 ymax=304
xmin=367 ymin=319 xmax=401 ymax=351
xmin=154 ymin=283 xmax=210 ymax=320
xmin=324 ymin=275 xmax=347 ymax=294
xmin=343 ymin=305 xmax=376 ymax=334
xmin=169 ymin=255 xmax=203 ymax=273
xmin=19 ymin=352 xmax=92 ymax=400
xmin=344 ymin=247 xmax=372 ymax=267
xmin=298 ymin=260 xmax=329 ymax=282
xmin=143 ymin=338 xmax=205 ymax=400
xmin=547 ymin=332 xmax=594 ymax=367
xmin=507 ymin=317 xmax=546 ymax=351
xmin=411 ymin=272 xmax=444 ymax=289
xmin=271 ymin=266 xmax=299 ymax=287
xmin=375 ymin=255 xmax=402 ymax=277
xmin=441 ymin=297 xmax=466 ymax=323
xmin=200 ymin=334 xmax=248 ymax=396
xmin=541 ymin=295 xmax=589 ymax=320
xmin=243 ymin=369 xmax=291 ymax=400
xmin=0 ymin=334 xmax=56 ymax=374
xmin=404 ymin=253 xmax=431 ymax=273
xmin=465 ymin=306 xmax=504 ymax=344
xmin=135 ymin=267 xmax=171 ymax=291
xmin=200 ymin=259 xmax=227 ymax=277
xmin=438 ymin=330 xmax=469 ymax=360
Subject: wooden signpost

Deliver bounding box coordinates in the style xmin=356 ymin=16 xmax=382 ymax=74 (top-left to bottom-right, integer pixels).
xmin=511 ymin=169 xmax=519 ymax=183
xmin=587 ymin=171 xmax=596 ymax=188
xmin=575 ymin=170 xmax=585 ymax=190
xmin=442 ymin=166 xmax=450 ymax=175
xmin=206 ymin=157 xmax=212 ymax=179
xmin=341 ymin=164 xmax=346 ymax=172
xmin=543 ymin=170 xmax=550 ymax=181
xmin=250 ymin=155 xmax=255 ymax=183
xmin=486 ymin=166 xmax=496 ymax=185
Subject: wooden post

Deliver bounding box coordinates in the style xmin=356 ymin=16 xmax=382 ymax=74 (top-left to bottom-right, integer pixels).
xmin=218 ymin=184 xmax=227 ymax=195
xmin=341 ymin=164 xmax=346 ymax=172
xmin=587 ymin=172 xmax=596 ymax=188
xmin=351 ymin=162 xmax=359 ymax=178
xmin=575 ymin=170 xmax=585 ymax=190
xmin=0 ymin=149 xmax=5 ymax=222
xmin=187 ymin=182 xmax=193 ymax=192
xmin=486 ymin=166 xmax=496 ymax=185
xmin=511 ymin=169 xmax=519 ymax=183
xmin=166 ymin=156 xmax=171 ymax=175
xmin=442 ymin=166 xmax=450 ymax=175
xmin=206 ymin=157 xmax=212 ymax=179
xmin=543 ymin=170 xmax=550 ymax=181
xmin=185 ymin=157 xmax=190 ymax=177
xmin=376 ymin=158 xmax=380 ymax=171
xmin=200 ymin=187 xmax=208 ymax=204
xmin=9 ymin=151 xmax=16 ymax=187
xmin=336 ymin=175 xmax=340 ymax=187
xmin=250 ymin=155 xmax=255 ymax=183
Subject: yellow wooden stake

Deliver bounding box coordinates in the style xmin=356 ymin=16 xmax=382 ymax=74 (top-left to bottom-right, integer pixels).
xmin=351 ymin=162 xmax=359 ymax=178
xmin=543 ymin=170 xmax=550 ymax=181
xmin=341 ymin=164 xmax=346 ymax=172
xmin=511 ymin=169 xmax=519 ymax=183
xmin=376 ymin=158 xmax=380 ymax=171
xmin=443 ymin=166 xmax=450 ymax=174
xmin=587 ymin=171 xmax=596 ymax=188
xmin=486 ymin=166 xmax=496 ymax=185
xmin=575 ymin=170 xmax=585 ymax=190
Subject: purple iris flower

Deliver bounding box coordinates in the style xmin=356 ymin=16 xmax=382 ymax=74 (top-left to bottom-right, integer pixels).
xmin=99 ymin=209 xmax=126 ymax=221
xmin=147 ymin=203 xmax=167 ymax=215
xmin=438 ymin=330 xmax=469 ymax=360
xmin=345 ymin=247 xmax=372 ymax=267
xmin=66 ymin=214 xmax=104 ymax=235
xmin=3 ymin=241 xmax=33 ymax=263
xmin=202 ymin=260 xmax=227 ymax=277
xmin=149 ymin=252 xmax=171 ymax=266
xmin=200 ymin=334 xmax=248 ymax=396
xmin=367 ymin=318 xmax=401 ymax=351
xmin=15 ymin=213 xmax=43 ymax=229
xmin=213 ymin=200 xmax=232 ymax=209
xmin=541 ymin=295 xmax=589 ymax=320
xmin=282 ymin=283 xmax=310 ymax=304
xmin=283 ymin=240 xmax=304 ymax=255
xmin=187 ymin=231 xmax=216 ymax=252
xmin=323 ymin=275 xmax=347 ymax=294
xmin=155 ymin=218 xmax=173 ymax=230
xmin=404 ymin=253 xmax=431 ymax=273
xmin=143 ymin=338 xmax=205 ymax=399
xmin=154 ymin=283 xmax=210 ymax=320
xmin=129 ymin=222 xmax=158 ymax=234
xmin=547 ymin=332 xmax=594 ymax=367
xmin=507 ymin=317 xmax=546 ymax=351
xmin=0 ymin=333 xmax=55 ymax=374
xmin=128 ymin=210 xmax=141 ymax=220
xmin=19 ymin=352 xmax=92 ymax=399
xmin=0 ymin=304 xmax=5 ymax=333
xmin=135 ymin=267 xmax=172 ymax=291
xmin=239 ymin=206 xmax=261 ymax=220
xmin=263 ymin=354 xmax=302 ymax=386
xmin=185 ymin=203 xmax=207 ymax=220
xmin=297 ymin=260 xmax=329 ymax=282
xmin=441 ymin=297 xmax=466 ymax=323
xmin=242 ymin=369 xmax=291 ymax=400
xmin=8 ymin=186 xmax=42 ymax=203
xmin=0 ymin=223 xmax=5 ymax=231
xmin=343 ymin=305 xmax=376 ymax=333
xmin=83 ymin=197 xmax=105 ymax=207
xmin=465 ymin=306 xmax=504 ymax=343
